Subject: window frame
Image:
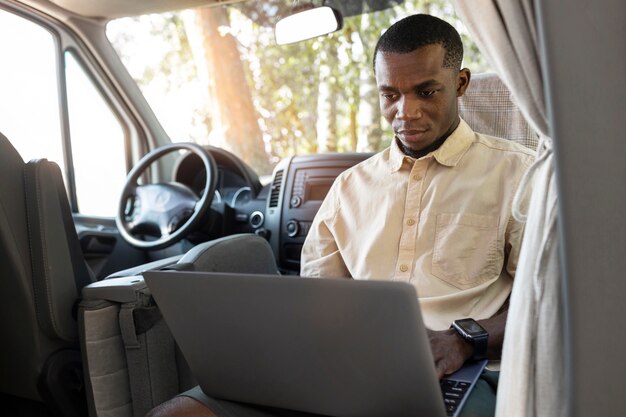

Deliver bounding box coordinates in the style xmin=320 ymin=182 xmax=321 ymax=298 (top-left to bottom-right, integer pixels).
xmin=0 ymin=2 xmax=145 ymax=214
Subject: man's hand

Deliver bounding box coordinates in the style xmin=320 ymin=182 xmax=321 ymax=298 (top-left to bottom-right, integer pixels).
xmin=428 ymin=304 xmax=510 ymax=379
xmin=428 ymin=328 xmax=473 ymax=379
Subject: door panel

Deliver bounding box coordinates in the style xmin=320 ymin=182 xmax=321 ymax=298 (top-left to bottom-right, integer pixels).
xmin=74 ymin=215 xmax=149 ymax=279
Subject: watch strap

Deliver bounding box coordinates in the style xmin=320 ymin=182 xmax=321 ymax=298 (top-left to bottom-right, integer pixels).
xmin=471 ymin=332 xmax=488 ymax=360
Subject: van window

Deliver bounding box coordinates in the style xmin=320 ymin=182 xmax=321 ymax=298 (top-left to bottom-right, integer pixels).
xmin=0 ymin=9 xmax=127 ymax=217
xmin=0 ymin=9 xmax=65 ymax=167
xmin=65 ymin=52 xmax=126 ymax=216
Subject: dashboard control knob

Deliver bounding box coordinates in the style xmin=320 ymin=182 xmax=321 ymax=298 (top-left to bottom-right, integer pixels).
xmin=286 ymin=220 xmax=300 ymax=237
xmin=291 ymin=196 xmax=302 ymax=208
xmin=255 ymin=228 xmax=270 ymax=240
xmin=249 ymin=211 xmax=264 ymax=229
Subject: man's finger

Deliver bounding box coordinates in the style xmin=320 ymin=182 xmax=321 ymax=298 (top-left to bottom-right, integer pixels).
xmin=435 ymin=359 xmax=447 ymax=379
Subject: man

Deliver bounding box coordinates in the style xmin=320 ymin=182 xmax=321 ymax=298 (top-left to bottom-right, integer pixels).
xmin=148 ymin=13 xmax=534 ymax=417
xmin=298 ymin=13 xmax=535 ymax=416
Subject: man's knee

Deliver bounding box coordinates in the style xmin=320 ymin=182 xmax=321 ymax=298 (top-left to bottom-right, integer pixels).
xmin=145 ymin=396 xmax=219 ymax=417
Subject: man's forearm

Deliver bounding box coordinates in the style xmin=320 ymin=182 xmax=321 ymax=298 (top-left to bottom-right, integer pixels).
xmin=428 ymin=303 xmax=509 ymax=378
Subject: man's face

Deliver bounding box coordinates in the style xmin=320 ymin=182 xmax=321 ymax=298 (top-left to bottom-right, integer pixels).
xmin=375 ymin=44 xmax=470 ymax=152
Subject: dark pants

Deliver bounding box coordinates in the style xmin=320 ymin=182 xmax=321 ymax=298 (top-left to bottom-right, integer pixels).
xmin=458 ymin=370 xmax=499 ymax=417
xmin=181 ymin=370 xmax=499 ymax=417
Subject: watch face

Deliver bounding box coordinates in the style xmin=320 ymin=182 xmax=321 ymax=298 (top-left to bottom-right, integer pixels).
xmin=456 ymin=318 xmax=486 ymax=336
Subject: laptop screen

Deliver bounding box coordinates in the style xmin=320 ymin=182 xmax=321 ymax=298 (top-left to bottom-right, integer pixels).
xmin=144 ymin=271 xmax=470 ymax=417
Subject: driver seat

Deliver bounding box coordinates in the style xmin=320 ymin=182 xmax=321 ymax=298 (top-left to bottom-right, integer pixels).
xmin=0 ymin=131 xmax=94 ymax=416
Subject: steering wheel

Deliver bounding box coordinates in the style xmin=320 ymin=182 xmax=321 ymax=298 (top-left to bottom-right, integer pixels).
xmin=116 ymin=143 xmax=217 ymax=250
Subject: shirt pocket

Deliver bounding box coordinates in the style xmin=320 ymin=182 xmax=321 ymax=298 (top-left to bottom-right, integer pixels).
xmin=431 ymin=213 xmax=501 ymax=290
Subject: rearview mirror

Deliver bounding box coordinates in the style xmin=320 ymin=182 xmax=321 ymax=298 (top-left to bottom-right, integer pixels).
xmin=275 ymin=6 xmax=343 ymax=45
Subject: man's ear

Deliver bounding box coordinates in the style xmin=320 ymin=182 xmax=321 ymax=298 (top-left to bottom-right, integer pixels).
xmin=456 ymin=68 xmax=471 ymax=97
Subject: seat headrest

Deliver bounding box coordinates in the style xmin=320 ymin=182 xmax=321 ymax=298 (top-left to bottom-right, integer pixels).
xmin=459 ymin=73 xmax=539 ymax=150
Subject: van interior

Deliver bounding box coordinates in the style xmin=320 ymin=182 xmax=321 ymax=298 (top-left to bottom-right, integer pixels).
xmin=0 ymin=0 xmax=624 ymax=416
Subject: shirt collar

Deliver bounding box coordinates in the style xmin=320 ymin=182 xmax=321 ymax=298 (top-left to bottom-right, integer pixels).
xmin=389 ymin=119 xmax=474 ymax=172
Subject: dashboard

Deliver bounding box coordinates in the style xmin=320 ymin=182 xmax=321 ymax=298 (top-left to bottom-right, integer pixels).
xmin=265 ymin=153 xmax=372 ymax=273
xmin=174 ymin=146 xmax=262 ymax=205
xmin=173 ymin=146 xmax=371 ymax=273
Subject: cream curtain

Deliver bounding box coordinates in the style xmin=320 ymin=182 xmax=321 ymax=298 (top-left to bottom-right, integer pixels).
xmin=452 ymin=1 xmax=565 ymax=416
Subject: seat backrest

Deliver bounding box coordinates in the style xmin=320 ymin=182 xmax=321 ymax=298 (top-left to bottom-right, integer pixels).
xmin=459 ymin=72 xmax=539 ymax=150
xmin=0 ymin=132 xmax=92 ymax=415
xmin=24 ymin=159 xmax=94 ymax=342
xmin=80 ymin=233 xmax=279 ymax=417
xmin=0 ymin=132 xmax=40 ymax=400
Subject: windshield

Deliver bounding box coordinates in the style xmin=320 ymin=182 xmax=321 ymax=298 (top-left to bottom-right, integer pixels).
xmin=107 ymin=0 xmax=489 ymax=177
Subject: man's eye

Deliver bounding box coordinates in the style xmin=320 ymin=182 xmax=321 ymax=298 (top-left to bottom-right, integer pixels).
xmin=419 ymin=90 xmax=437 ymax=97
xmin=381 ymin=93 xmax=397 ymax=100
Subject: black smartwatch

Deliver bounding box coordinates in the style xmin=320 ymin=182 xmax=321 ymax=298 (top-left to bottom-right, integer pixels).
xmin=451 ymin=318 xmax=488 ymax=361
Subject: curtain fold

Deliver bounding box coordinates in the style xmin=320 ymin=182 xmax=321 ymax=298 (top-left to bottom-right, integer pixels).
xmin=452 ymin=1 xmax=565 ymax=416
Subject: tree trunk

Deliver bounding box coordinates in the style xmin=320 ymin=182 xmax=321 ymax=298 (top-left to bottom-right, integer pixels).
xmin=184 ymin=7 xmax=270 ymax=173
xmin=356 ymin=13 xmax=383 ymax=152
xmin=316 ymin=41 xmax=339 ymax=153
xmin=343 ymin=21 xmax=360 ymax=152
xmin=357 ymin=69 xmax=383 ymax=151
xmin=349 ymin=107 xmax=358 ymax=151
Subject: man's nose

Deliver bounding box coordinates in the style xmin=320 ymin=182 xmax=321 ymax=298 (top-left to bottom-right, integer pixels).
xmin=395 ymin=96 xmax=422 ymax=120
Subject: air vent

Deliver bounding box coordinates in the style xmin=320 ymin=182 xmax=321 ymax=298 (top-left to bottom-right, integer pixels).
xmin=268 ymin=169 xmax=283 ymax=208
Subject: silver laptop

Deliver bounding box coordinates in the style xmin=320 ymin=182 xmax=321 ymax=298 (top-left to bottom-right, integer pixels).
xmin=144 ymin=271 xmax=486 ymax=417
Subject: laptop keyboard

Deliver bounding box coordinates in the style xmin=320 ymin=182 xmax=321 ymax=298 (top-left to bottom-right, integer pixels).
xmin=440 ymin=379 xmax=471 ymax=416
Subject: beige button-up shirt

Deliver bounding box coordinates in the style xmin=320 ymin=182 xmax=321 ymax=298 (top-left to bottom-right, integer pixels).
xmin=300 ymin=120 xmax=535 ymax=330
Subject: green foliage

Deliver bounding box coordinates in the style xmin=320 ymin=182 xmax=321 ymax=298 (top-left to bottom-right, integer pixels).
xmin=109 ymin=14 xmax=197 ymax=90
xmin=231 ymin=0 xmax=490 ymax=162
xmin=108 ymin=1 xmax=492 ymax=174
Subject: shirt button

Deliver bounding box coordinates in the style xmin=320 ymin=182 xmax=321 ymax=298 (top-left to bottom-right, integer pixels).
xmin=412 ymin=174 xmax=421 ymax=181
xmin=399 ymin=264 xmax=408 ymax=272
xmin=406 ymin=218 xmax=416 ymax=226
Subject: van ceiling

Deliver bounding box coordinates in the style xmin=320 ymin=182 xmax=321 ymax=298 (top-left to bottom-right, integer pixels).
xmin=43 ymin=0 xmax=405 ymax=20
xmin=45 ymin=0 xmax=245 ymax=19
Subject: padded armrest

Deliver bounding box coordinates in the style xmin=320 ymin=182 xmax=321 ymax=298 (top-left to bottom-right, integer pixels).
xmin=82 ymin=275 xmax=148 ymax=303
xmin=179 ymin=233 xmax=279 ymax=275
xmin=105 ymin=254 xmax=182 ymax=279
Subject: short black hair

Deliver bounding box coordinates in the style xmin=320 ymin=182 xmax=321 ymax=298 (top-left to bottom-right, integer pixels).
xmin=373 ymin=14 xmax=463 ymax=71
